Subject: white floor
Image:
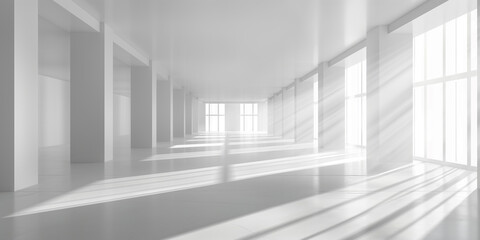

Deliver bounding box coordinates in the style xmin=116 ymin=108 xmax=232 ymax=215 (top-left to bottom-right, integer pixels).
xmin=0 ymin=133 xmax=477 ymax=240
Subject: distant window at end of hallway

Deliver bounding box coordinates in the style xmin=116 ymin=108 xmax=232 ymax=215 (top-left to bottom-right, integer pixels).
xmin=240 ymin=103 xmax=258 ymax=132
xmin=205 ymin=103 xmax=225 ymax=132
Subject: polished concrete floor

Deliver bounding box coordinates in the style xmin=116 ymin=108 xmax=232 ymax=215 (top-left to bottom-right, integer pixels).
xmin=0 ymin=133 xmax=477 ymax=240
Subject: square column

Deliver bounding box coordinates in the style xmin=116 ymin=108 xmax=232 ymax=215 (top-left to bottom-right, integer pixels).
xmin=295 ymin=78 xmax=314 ymax=143
xmin=185 ymin=93 xmax=193 ymax=135
xmin=320 ymin=64 xmax=345 ymax=150
xmin=0 ymin=0 xmax=39 ymax=191
xmin=317 ymin=63 xmax=325 ymax=148
xmin=267 ymin=98 xmax=275 ymax=135
xmin=198 ymin=102 xmax=206 ymax=132
xmin=192 ymin=97 xmax=199 ymax=134
xmin=157 ymin=78 xmax=173 ymax=142
xmin=477 ymin=2 xmax=480 ymax=186
xmin=173 ymin=88 xmax=186 ymax=138
xmin=283 ymin=87 xmax=295 ymax=139
xmin=71 ymin=23 xmax=114 ymax=162
xmin=273 ymin=93 xmax=283 ymax=137
xmin=131 ymin=61 xmax=157 ymax=148
xmin=366 ymin=26 xmax=413 ymax=174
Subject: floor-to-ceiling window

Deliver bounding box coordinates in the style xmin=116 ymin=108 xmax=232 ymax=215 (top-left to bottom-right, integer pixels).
xmin=205 ymin=103 xmax=225 ymax=132
xmin=345 ymin=59 xmax=367 ymax=148
xmin=313 ymin=79 xmax=319 ymax=141
xmin=413 ymin=9 xmax=477 ymax=167
xmin=240 ymin=103 xmax=258 ymax=132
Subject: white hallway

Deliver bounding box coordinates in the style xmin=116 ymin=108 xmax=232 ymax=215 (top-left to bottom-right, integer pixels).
xmin=0 ymin=0 xmax=479 ymax=239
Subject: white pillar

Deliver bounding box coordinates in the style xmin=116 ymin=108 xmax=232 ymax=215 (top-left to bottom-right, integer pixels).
xmin=267 ymin=98 xmax=275 ymax=135
xmin=192 ymin=97 xmax=199 ymax=134
xmin=283 ymin=87 xmax=295 ymax=139
xmin=198 ymin=101 xmax=206 ymax=132
xmin=157 ymin=78 xmax=173 ymax=142
xmin=71 ymin=23 xmax=114 ymax=163
xmin=131 ymin=61 xmax=157 ymax=148
xmin=366 ymin=26 xmax=413 ymax=174
xmin=185 ymin=93 xmax=193 ymax=135
xmin=0 ymin=0 xmax=38 ymax=191
xmin=317 ymin=63 xmax=325 ymax=149
xmin=173 ymin=88 xmax=186 ymax=138
xmin=321 ymin=65 xmax=345 ymax=151
xmin=477 ymin=1 xmax=479 ymax=187
xmin=295 ymin=77 xmax=315 ymax=143
xmin=274 ymin=93 xmax=283 ymax=137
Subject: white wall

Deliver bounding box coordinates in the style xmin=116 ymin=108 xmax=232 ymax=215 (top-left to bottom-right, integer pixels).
xmin=258 ymin=101 xmax=268 ymax=132
xmin=38 ymin=18 xmax=71 ymax=149
xmin=113 ymin=59 xmax=131 ymax=148
xmin=38 ymin=76 xmax=70 ymax=148
xmin=226 ymin=103 xmax=241 ymax=131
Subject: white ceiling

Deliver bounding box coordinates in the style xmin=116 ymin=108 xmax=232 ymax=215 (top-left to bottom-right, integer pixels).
xmin=56 ymin=0 xmax=428 ymax=101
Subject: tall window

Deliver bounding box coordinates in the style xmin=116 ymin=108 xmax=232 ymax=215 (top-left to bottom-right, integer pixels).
xmin=205 ymin=103 xmax=225 ymax=132
xmin=240 ymin=103 xmax=258 ymax=132
xmin=345 ymin=60 xmax=367 ymax=147
xmin=313 ymin=78 xmax=319 ymax=140
xmin=413 ymin=9 xmax=477 ymax=167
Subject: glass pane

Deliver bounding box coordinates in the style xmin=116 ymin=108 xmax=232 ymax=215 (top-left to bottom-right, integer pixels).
xmin=456 ymin=79 xmax=468 ymax=165
xmin=445 ymin=19 xmax=456 ymax=76
xmin=219 ymin=104 xmax=225 ymax=115
xmin=414 ymin=87 xmax=425 ymax=158
xmin=414 ymin=34 xmax=425 ymax=82
xmin=253 ymin=116 xmax=258 ymax=132
xmin=362 ymin=96 xmax=366 ymax=146
xmin=354 ymin=98 xmax=361 ymax=145
xmin=445 ymin=81 xmax=456 ymax=163
xmin=210 ymin=104 xmax=218 ymax=115
xmin=240 ymin=104 xmax=244 ymax=115
xmin=362 ymin=61 xmax=367 ymax=94
xmin=471 ymin=10 xmax=477 ymax=71
xmin=456 ymin=14 xmax=468 ymax=74
xmin=253 ymin=104 xmax=258 ymax=115
xmin=245 ymin=104 xmax=253 ymax=115
xmin=426 ymin=83 xmax=443 ymax=160
xmin=426 ymin=26 xmax=444 ymax=80
xmin=346 ymin=99 xmax=353 ymax=144
xmin=472 ymin=77 xmax=478 ymax=166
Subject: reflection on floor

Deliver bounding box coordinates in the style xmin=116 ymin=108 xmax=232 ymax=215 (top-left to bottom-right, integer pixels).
xmin=0 ymin=133 xmax=477 ymax=240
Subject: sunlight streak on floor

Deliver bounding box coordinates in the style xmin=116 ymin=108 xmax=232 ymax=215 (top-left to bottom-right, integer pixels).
xmin=142 ymin=150 xmax=223 ymax=161
xmin=168 ymin=165 xmax=477 ymax=240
